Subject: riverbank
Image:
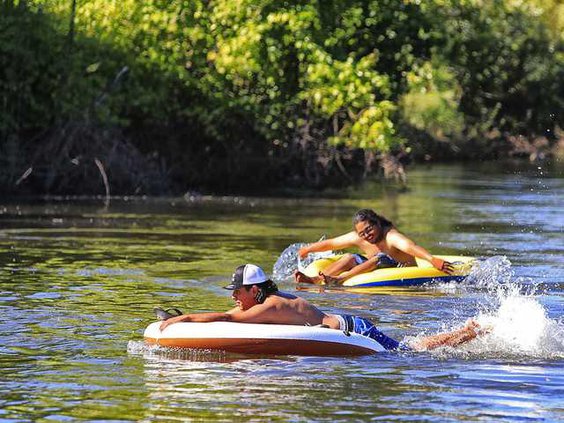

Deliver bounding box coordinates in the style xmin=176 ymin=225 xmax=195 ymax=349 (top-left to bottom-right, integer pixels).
xmin=2 ymin=132 xmax=562 ymax=199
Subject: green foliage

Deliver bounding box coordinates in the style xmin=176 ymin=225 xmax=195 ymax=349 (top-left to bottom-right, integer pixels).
xmin=0 ymin=1 xmax=68 ymax=184
xmin=428 ymin=0 xmax=562 ymax=136
xmin=192 ymin=2 xmax=398 ymax=154
xmin=400 ymin=60 xmax=465 ymax=141
xmin=0 ymin=2 xmax=60 ymax=132
xmin=0 ymin=0 xmax=561 ymax=194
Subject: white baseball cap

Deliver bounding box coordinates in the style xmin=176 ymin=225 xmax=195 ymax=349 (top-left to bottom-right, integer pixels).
xmin=224 ymin=264 xmax=269 ymax=290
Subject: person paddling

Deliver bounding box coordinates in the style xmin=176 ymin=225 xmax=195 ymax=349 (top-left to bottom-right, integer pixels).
xmin=294 ymin=208 xmax=454 ymax=285
xmin=157 ymin=264 xmax=486 ymax=352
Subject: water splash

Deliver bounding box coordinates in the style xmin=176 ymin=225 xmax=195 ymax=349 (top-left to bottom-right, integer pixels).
xmin=435 ymin=256 xmax=537 ymax=295
xmin=272 ymin=241 xmax=336 ymax=281
xmin=272 ymin=243 xmax=306 ymax=281
xmin=421 ymin=256 xmax=563 ymax=359
xmin=471 ymin=266 xmax=563 ymax=358
xmin=465 ymin=256 xmax=515 ymax=288
xmin=477 ymin=294 xmax=563 ymax=356
xmin=462 ymin=300 xmax=560 ymax=358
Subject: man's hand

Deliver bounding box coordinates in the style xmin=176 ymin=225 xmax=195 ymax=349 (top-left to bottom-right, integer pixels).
xmin=431 ymin=257 xmax=455 ymax=275
xmin=159 ymin=314 xmax=186 ymax=331
xmin=298 ymin=246 xmax=309 ymax=259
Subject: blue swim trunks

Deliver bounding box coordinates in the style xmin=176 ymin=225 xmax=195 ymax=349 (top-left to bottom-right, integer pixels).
xmin=374 ymin=253 xmax=400 ymax=268
xmin=353 ymin=254 xmax=368 ymax=264
xmin=335 ymin=314 xmax=410 ymax=351
xmin=354 ymin=253 xmax=400 ymax=268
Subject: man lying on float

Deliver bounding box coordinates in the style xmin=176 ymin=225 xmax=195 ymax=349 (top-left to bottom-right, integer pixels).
xmin=157 ymin=264 xmax=486 ymax=351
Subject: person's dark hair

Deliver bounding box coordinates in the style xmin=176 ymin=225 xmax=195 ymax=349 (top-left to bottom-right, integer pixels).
xmin=244 ymin=280 xmax=279 ymax=303
xmin=352 ymin=209 xmax=393 ymax=242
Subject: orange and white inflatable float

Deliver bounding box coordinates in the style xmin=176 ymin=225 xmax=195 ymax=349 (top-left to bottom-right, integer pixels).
xmin=144 ymin=321 xmax=386 ymax=356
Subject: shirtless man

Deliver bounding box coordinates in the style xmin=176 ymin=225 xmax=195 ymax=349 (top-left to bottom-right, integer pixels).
xmin=158 ymin=264 xmax=485 ymax=352
xmin=294 ymin=208 xmax=454 ymax=285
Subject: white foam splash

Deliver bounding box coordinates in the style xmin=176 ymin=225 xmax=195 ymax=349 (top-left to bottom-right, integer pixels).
xmin=466 ymin=255 xmax=517 ymax=288
xmin=272 ymin=243 xmax=306 ymax=281
xmin=481 ymin=297 xmax=545 ymax=350
xmin=272 ymin=242 xmax=336 ymax=280
xmin=425 ymin=256 xmax=563 ymax=359
xmin=474 ymin=293 xmax=564 ymax=358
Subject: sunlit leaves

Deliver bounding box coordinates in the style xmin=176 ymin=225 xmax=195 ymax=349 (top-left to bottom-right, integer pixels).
xmin=400 ymin=61 xmax=464 ymax=140
xmin=430 ymin=0 xmax=562 ymax=135
xmin=301 ymin=53 xmax=389 ymax=116
xmin=330 ymin=102 xmax=400 ymax=152
xmin=198 ymin=2 xmax=398 ymax=152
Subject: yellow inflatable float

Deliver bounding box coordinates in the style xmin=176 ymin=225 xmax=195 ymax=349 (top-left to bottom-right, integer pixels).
xmin=300 ymin=255 xmax=476 ymax=288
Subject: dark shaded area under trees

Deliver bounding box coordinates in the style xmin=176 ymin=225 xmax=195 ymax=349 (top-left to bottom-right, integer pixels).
xmin=1 ymin=0 xmax=562 ymax=197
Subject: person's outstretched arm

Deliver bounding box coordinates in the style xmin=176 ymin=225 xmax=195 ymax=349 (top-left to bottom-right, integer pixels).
xmin=159 ymin=303 xmax=278 ymax=331
xmin=298 ymin=232 xmax=359 ymax=258
xmin=387 ymin=231 xmax=454 ymax=274
xmin=159 ymin=312 xmax=232 ymax=331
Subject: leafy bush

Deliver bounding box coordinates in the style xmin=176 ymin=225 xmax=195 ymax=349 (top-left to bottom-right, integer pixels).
xmin=0 ymin=0 xmax=561 ymax=194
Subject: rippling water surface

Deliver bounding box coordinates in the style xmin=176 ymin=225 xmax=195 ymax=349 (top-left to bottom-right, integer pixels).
xmin=1 ymin=162 xmax=562 ymax=421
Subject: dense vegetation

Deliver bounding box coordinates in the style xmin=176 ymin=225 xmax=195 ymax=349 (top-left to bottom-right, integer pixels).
xmin=1 ymin=0 xmax=562 ymax=195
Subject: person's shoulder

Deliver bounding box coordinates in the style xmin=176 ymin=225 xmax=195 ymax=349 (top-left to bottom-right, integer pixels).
xmin=384 ymin=227 xmax=402 ymax=238
xmin=270 ymin=291 xmax=297 ymax=301
xmin=267 ymin=292 xmax=308 ymax=309
xmin=385 ymin=227 xmax=414 ymax=244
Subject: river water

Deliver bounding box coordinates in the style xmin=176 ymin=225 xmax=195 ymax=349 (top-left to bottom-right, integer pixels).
xmin=0 ymin=162 xmax=562 ymax=421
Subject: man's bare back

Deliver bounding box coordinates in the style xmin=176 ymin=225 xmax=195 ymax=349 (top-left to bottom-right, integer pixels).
xmin=227 ymin=292 xmax=341 ymax=329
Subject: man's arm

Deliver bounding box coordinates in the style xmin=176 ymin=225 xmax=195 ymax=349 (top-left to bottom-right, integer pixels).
xmin=160 ymin=303 xmax=278 ymax=331
xmin=225 ymin=302 xmax=279 ymax=323
xmin=386 ymin=231 xmax=454 ymax=274
xmin=298 ymin=232 xmax=359 ymax=258
xmin=322 ymin=256 xmax=379 ymax=284
xmin=160 ymin=312 xmax=233 ymax=331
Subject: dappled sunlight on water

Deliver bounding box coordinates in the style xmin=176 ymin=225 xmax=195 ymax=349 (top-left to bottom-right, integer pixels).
xmin=1 ymin=163 xmax=563 ymax=421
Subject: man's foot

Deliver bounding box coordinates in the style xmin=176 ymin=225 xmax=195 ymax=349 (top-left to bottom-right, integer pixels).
xmin=294 ymin=270 xmax=322 ymax=284
xmin=154 ymin=307 xmax=183 ymax=321
xmin=465 ymin=319 xmax=492 ymax=336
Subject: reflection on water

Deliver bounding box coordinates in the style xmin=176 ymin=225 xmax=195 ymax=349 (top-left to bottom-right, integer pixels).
xmin=131 ymin=346 xmax=564 ymax=421
xmin=1 ymin=162 xmax=563 ymax=421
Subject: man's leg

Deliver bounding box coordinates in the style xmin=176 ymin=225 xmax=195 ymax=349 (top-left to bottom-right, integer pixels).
xmin=410 ymin=320 xmax=485 ymax=351
xmin=352 ymin=316 xmax=402 ymax=351
xmin=323 ymin=253 xmax=365 ymax=275
xmin=295 ymin=254 xmax=360 ymax=284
